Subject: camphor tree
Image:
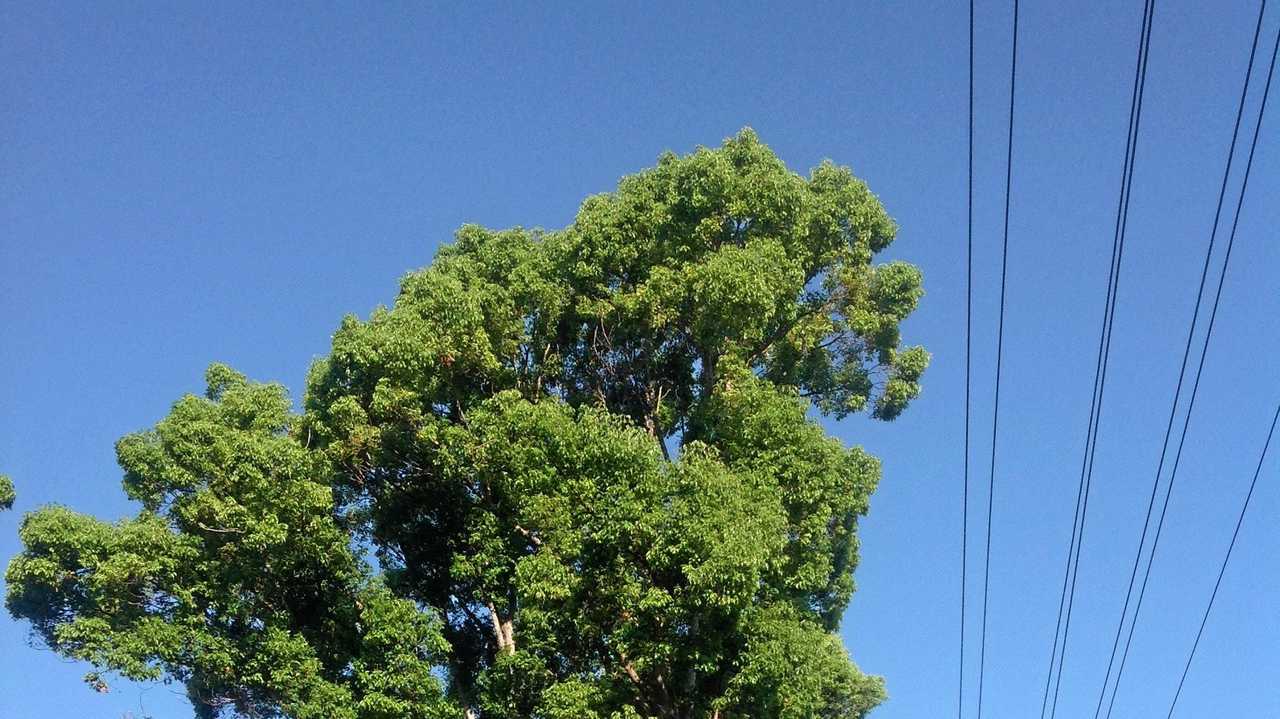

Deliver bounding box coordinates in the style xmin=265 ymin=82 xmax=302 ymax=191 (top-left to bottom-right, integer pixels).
xmin=6 ymin=130 xmax=928 ymax=719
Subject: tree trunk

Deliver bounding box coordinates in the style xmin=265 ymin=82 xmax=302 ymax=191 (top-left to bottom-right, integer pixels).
xmin=486 ymin=602 xmax=516 ymax=655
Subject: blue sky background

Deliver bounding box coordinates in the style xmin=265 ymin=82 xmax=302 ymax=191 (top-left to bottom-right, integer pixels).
xmin=3 ymin=2 xmax=1278 ymax=717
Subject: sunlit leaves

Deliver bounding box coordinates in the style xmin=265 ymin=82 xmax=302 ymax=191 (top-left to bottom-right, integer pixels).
xmin=718 ymin=605 xmax=886 ymax=719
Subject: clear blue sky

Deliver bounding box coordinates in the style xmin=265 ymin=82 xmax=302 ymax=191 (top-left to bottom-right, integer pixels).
xmin=2 ymin=2 xmax=1277 ymax=717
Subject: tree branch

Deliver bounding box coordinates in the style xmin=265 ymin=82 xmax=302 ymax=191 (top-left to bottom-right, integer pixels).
xmin=194 ymin=521 xmax=245 ymax=535
xmin=514 ymin=524 xmax=543 ymax=547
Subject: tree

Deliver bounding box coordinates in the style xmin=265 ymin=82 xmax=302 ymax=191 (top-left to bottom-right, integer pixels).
xmin=6 ymin=129 xmax=927 ymax=719
xmin=0 ymin=475 xmax=14 ymax=511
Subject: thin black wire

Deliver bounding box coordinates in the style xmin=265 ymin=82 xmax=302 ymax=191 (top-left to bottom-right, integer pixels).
xmin=959 ymin=0 xmax=974 ymax=716
xmin=1103 ymin=15 xmax=1279 ymax=718
xmin=1051 ymin=3 xmax=1156 ymax=714
xmin=975 ymin=1 xmax=1017 ymax=716
xmin=1093 ymin=2 xmax=1268 ymax=712
xmin=1167 ymin=402 xmax=1280 ymax=716
xmin=1098 ymin=7 xmax=1275 ymax=717
xmin=1038 ymin=4 xmax=1155 ymax=718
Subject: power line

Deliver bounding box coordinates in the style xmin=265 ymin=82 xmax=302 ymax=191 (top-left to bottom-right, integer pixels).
xmin=975 ymin=1 xmax=1018 ymax=716
xmin=1097 ymin=6 xmax=1276 ymax=717
xmin=959 ymin=0 xmax=974 ymax=716
xmin=1100 ymin=8 xmax=1280 ymax=711
xmin=1049 ymin=3 xmax=1156 ymax=713
xmin=1167 ymin=401 xmax=1280 ymax=716
xmin=1038 ymin=3 xmax=1156 ymax=718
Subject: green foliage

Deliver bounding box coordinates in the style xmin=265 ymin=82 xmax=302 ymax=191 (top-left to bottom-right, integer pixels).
xmin=718 ymin=605 xmax=886 ymax=719
xmin=6 ymin=367 xmax=454 ymax=719
xmin=7 ymin=130 xmax=926 ymax=718
xmin=0 ymin=474 xmax=14 ymax=511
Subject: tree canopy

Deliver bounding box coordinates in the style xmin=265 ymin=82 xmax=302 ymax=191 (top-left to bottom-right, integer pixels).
xmin=6 ymin=129 xmax=927 ymax=719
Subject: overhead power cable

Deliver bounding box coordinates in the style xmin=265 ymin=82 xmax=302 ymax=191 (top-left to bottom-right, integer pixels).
xmin=1037 ymin=2 xmax=1155 ymax=718
xmin=1096 ymin=5 xmax=1277 ymax=717
xmin=1167 ymin=402 xmax=1280 ymax=716
xmin=975 ymin=1 xmax=1018 ymax=717
xmin=958 ymin=0 xmax=975 ymax=716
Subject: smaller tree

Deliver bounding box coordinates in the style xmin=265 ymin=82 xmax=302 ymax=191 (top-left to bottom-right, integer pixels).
xmin=5 ymin=367 xmax=456 ymax=718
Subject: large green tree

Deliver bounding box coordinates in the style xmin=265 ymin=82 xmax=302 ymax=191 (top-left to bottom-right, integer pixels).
xmin=6 ymin=130 xmax=927 ymax=719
